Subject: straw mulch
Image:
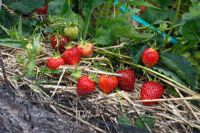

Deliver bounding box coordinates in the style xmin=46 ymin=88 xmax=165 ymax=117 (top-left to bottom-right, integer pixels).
xmin=1 ymin=44 xmax=200 ymax=133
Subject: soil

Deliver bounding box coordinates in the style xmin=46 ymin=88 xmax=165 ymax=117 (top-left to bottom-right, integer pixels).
xmin=0 ymin=84 xmax=92 ymax=133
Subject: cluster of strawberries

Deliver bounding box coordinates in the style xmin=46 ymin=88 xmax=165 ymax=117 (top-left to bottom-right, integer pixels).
xmin=35 ymin=4 xmax=163 ymax=106
xmin=77 ymin=47 xmax=163 ymax=106
xmin=47 ymin=34 xmax=164 ymax=106
xmin=47 ymin=34 xmax=94 ymax=69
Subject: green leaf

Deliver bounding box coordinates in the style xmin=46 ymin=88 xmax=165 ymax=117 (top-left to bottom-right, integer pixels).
xmin=117 ymin=115 xmax=150 ymax=133
xmin=32 ymin=34 xmax=41 ymax=54
xmin=166 ymin=87 xmax=180 ymax=97
xmin=9 ymin=0 xmax=45 ymax=13
xmin=160 ymin=52 xmax=199 ymax=90
xmin=0 ymin=25 xmax=11 ymax=36
xmin=189 ymin=1 xmax=200 ymax=17
xmin=48 ymin=0 xmax=69 ymax=16
xmin=141 ymin=8 xmax=175 ymax=23
xmin=181 ymin=17 xmax=200 ymax=42
xmin=70 ymin=69 xmax=82 ymax=79
xmin=153 ymin=66 xmax=185 ymax=85
xmin=117 ymin=115 xmax=131 ymax=126
xmin=94 ymin=28 xmax=113 ymax=45
xmin=18 ymin=16 xmax=23 ymax=41
xmin=132 ymin=45 xmax=148 ymax=64
xmin=153 ymin=0 xmax=173 ymax=9
xmin=135 ymin=115 xmax=155 ymax=128
xmin=111 ymin=24 xmax=154 ymax=40
xmin=26 ymin=59 xmax=36 ymax=78
xmin=82 ymin=0 xmax=103 ymax=40
xmin=0 ymin=38 xmax=22 ymax=48
xmin=128 ymin=0 xmax=158 ymax=9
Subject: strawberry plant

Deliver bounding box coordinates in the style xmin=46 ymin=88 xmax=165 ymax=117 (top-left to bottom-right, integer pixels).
xmin=0 ymin=0 xmax=200 ymax=133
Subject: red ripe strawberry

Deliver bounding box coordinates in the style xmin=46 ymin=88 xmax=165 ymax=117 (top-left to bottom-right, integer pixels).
xmin=47 ymin=56 xmax=65 ymax=70
xmin=140 ymin=6 xmax=147 ymax=14
xmin=59 ymin=35 xmax=69 ymax=53
xmin=140 ymin=81 xmax=164 ymax=106
xmin=51 ymin=35 xmax=58 ymax=48
xmin=36 ymin=4 xmax=48 ymax=15
xmin=98 ymin=75 xmax=118 ymax=94
xmin=78 ymin=42 xmax=94 ymax=57
xmin=51 ymin=35 xmax=69 ymax=53
xmin=62 ymin=46 xmax=81 ymax=65
xmin=116 ymin=69 xmax=136 ymax=91
xmin=77 ymin=76 xmax=95 ymax=96
xmin=142 ymin=48 xmax=159 ymax=67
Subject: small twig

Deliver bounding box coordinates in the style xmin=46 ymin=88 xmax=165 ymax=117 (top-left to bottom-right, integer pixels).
xmin=120 ymin=92 xmax=153 ymax=133
xmin=59 ymin=65 xmax=121 ymax=77
xmin=173 ymin=87 xmax=200 ymax=121
xmin=56 ymin=106 xmax=107 ymax=133
xmin=136 ymin=96 xmax=200 ymax=102
xmin=100 ymin=42 xmax=128 ymax=50
xmin=51 ymin=67 xmax=66 ymax=97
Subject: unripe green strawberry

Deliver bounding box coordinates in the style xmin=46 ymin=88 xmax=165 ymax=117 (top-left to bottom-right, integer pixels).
xmin=116 ymin=69 xmax=136 ymax=91
xmin=26 ymin=43 xmax=41 ymax=55
xmin=77 ymin=75 xmax=95 ymax=96
xmin=64 ymin=26 xmax=78 ymax=39
xmin=98 ymin=75 xmax=118 ymax=94
xmin=47 ymin=56 xmax=65 ymax=70
xmin=140 ymin=81 xmax=164 ymax=106
xmin=142 ymin=48 xmax=159 ymax=67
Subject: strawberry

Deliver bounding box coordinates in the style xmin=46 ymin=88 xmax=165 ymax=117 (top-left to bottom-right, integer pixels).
xmin=140 ymin=6 xmax=147 ymax=14
xmin=142 ymin=48 xmax=159 ymax=67
xmin=62 ymin=46 xmax=81 ymax=65
xmin=47 ymin=56 xmax=65 ymax=70
xmin=116 ymin=69 xmax=136 ymax=91
xmin=77 ymin=75 xmax=95 ymax=96
xmin=98 ymin=75 xmax=118 ymax=94
xmin=36 ymin=4 xmax=48 ymax=15
xmin=64 ymin=26 xmax=79 ymax=39
xmin=140 ymin=81 xmax=164 ymax=106
xmin=78 ymin=42 xmax=94 ymax=57
xmin=51 ymin=35 xmax=69 ymax=53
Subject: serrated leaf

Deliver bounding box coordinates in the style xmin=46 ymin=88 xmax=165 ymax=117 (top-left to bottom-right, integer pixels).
xmin=141 ymin=8 xmax=175 ymax=23
xmin=117 ymin=115 xmax=131 ymax=126
xmin=94 ymin=28 xmax=113 ymax=45
xmin=181 ymin=17 xmax=200 ymax=41
xmin=153 ymin=66 xmax=185 ymax=85
xmin=9 ymin=0 xmax=45 ymax=13
xmin=160 ymin=52 xmax=199 ymax=90
xmin=26 ymin=59 xmax=36 ymax=78
xmin=70 ymin=69 xmax=82 ymax=79
xmin=111 ymin=24 xmax=154 ymax=40
xmin=135 ymin=115 xmax=155 ymax=128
